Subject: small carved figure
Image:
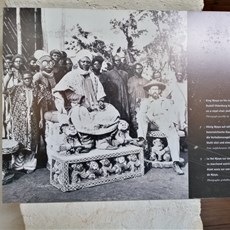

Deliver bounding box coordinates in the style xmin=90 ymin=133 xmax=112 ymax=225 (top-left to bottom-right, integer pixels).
xmin=113 ymin=120 xmax=133 ymax=147
xmin=150 ymin=138 xmax=171 ymax=162
xmin=59 ymin=124 xmax=83 ymax=154
xmin=52 ymin=161 xmax=63 ymax=185
xmin=127 ymin=154 xmax=141 ymax=172
xmin=112 ymin=156 xmax=128 ymax=174
xmin=85 ymin=161 xmax=102 ymax=180
xmin=100 ymin=158 xmax=114 ymax=177
xmin=71 ymin=163 xmax=88 ymax=185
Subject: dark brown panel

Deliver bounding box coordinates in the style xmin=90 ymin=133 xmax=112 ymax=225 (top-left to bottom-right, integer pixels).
xmin=201 ymin=199 xmax=230 ymax=230
xmin=201 ymin=3 xmax=230 ymax=230
xmin=204 ymin=0 xmax=230 ymax=11
xmin=204 ymin=0 xmax=230 ymax=5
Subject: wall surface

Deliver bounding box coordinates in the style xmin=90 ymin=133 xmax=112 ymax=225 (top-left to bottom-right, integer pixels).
xmin=0 ymin=0 xmax=203 ymax=229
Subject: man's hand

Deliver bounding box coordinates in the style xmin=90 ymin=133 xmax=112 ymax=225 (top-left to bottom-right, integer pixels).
xmin=98 ymin=100 xmax=105 ymax=110
xmin=87 ymin=107 xmax=94 ymax=112
xmin=39 ymin=120 xmax=43 ymax=129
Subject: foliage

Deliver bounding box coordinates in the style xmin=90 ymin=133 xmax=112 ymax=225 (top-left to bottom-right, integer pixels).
xmin=110 ymin=13 xmax=147 ymax=50
xmin=64 ymin=11 xmax=187 ymax=74
xmin=110 ymin=13 xmax=147 ymax=63
xmin=64 ymin=24 xmax=113 ymax=60
xmin=137 ymin=11 xmax=187 ymax=74
xmin=109 ymin=11 xmax=186 ymax=73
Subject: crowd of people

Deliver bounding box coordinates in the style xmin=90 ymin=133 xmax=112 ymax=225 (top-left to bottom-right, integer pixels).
xmin=2 ymin=48 xmax=187 ymax=175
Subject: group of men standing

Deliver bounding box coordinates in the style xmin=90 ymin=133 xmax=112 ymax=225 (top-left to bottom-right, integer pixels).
xmin=2 ymin=49 xmax=73 ymax=172
xmin=2 ymin=48 xmax=186 ymax=175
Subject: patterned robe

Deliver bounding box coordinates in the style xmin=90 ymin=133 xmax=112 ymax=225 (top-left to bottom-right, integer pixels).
xmin=3 ymin=68 xmax=23 ymax=138
xmin=33 ymin=72 xmax=56 ymax=112
xmin=9 ymin=84 xmax=43 ymax=152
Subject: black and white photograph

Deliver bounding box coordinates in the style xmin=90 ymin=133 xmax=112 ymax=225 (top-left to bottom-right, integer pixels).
xmin=2 ymin=8 xmax=188 ymax=203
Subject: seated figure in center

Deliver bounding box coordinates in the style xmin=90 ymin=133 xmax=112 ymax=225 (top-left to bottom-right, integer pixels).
xmin=52 ymin=50 xmax=120 ymax=152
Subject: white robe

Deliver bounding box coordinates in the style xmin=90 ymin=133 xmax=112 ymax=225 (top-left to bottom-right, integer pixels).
xmin=53 ymin=69 xmax=105 ymax=113
xmin=52 ymin=69 xmax=120 ymax=135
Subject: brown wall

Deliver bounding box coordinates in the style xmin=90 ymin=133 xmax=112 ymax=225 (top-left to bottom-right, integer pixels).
xmin=203 ymin=0 xmax=230 ymax=11
xmin=201 ymin=2 xmax=230 ymax=229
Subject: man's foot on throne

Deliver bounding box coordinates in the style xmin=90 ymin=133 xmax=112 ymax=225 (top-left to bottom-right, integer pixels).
xmin=105 ymin=144 xmax=118 ymax=150
xmin=130 ymin=137 xmax=146 ymax=147
xmin=78 ymin=146 xmax=92 ymax=154
xmin=173 ymin=161 xmax=184 ymax=175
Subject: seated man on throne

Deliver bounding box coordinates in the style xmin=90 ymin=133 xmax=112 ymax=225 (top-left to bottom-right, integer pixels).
xmin=52 ymin=50 xmax=120 ymax=152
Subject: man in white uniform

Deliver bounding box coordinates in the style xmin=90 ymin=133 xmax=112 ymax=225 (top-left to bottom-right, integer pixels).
xmin=136 ymin=80 xmax=184 ymax=175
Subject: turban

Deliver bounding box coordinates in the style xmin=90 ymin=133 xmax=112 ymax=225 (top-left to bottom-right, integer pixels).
xmin=75 ymin=49 xmax=93 ymax=63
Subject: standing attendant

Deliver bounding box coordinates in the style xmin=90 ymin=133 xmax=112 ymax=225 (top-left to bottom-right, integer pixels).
xmin=33 ymin=50 xmax=57 ymax=112
xmin=3 ymin=54 xmax=26 ymax=138
xmin=105 ymin=55 xmax=130 ymax=122
xmin=127 ymin=63 xmax=149 ymax=137
xmin=3 ymin=54 xmax=13 ymax=76
xmin=50 ymin=49 xmax=66 ymax=83
xmin=3 ymin=71 xmax=44 ymax=173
